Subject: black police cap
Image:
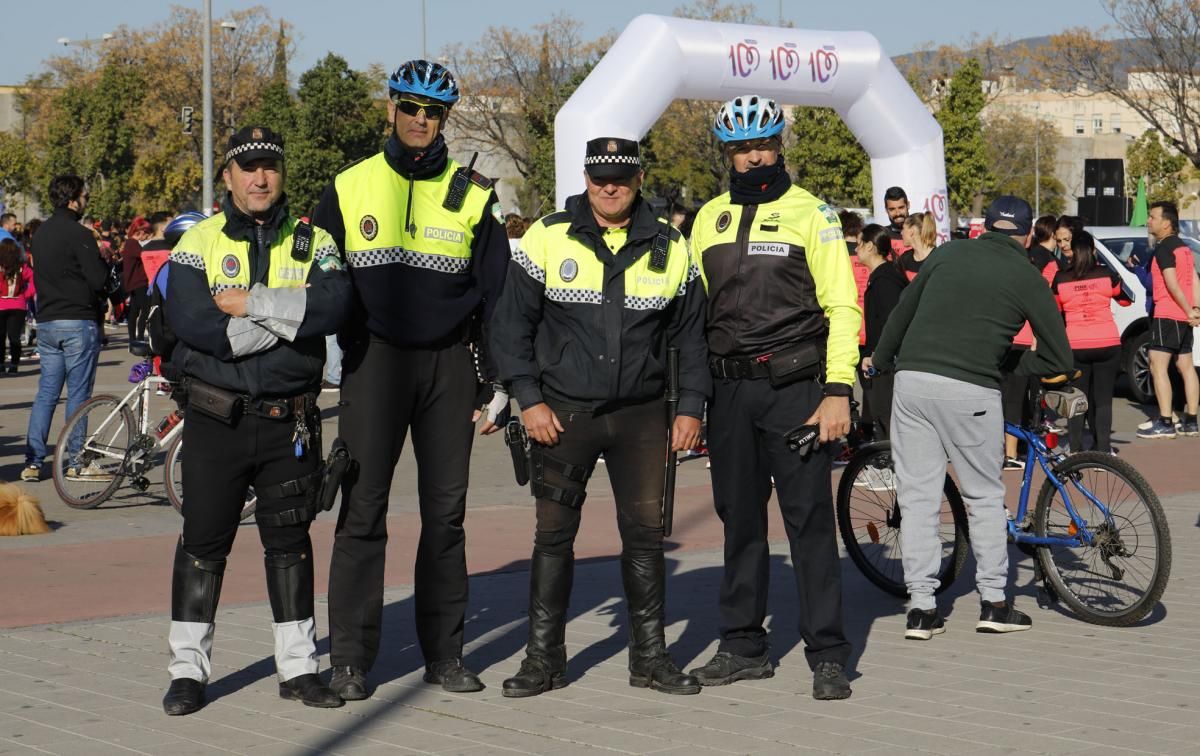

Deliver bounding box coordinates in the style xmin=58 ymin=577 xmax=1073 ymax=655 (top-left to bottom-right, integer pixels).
xmin=224 ymin=125 xmax=285 ymax=169
xmin=584 ymin=137 xmax=642 ymax=180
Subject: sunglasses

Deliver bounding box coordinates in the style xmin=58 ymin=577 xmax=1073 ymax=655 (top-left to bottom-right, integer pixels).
xmin=395 ymin=99 xmax=446 ymax=120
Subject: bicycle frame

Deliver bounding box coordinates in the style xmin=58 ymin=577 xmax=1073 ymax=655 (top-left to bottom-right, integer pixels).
xmin=1003 ymin=421 xmax=1114 ymax=548
xmin=81 ymin=364 xmax=181 ymax=465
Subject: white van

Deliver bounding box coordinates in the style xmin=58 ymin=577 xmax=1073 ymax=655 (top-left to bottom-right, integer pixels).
xmin=1088 ymin=226 xmax=1200 ymax=404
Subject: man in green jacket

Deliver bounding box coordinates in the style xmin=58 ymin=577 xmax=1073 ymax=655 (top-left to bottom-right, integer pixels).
xmin=872 ymin=196 xmax=1072 ymax=640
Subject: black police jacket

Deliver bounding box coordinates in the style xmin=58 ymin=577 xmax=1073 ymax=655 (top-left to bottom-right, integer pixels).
xmin=490 ymin=194 xmax=710 ymax=418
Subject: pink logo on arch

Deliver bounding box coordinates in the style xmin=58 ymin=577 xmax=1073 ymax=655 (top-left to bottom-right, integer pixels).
xmin=809 ymin=45 xmax=839 ymax=84
xmin=924 ymin=191 xmax=948 ymax=223
xmin=728 ymin=40 xmax=762 ymax=78
xmin=770 ymin=44 xmax=802 ymax=81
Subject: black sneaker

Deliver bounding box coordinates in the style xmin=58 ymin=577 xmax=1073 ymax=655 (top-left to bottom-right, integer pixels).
xmin=904 ymin=608 xmax=945 ymax=640
xmin=812 ymin=661 xmax=852 ymax=700
xmin=688 ymin=650 xmax=773 ymax=686
xmin=976 ymin=600 xmax=1032 ymax=633
xmin=1002 ymin=456 xmax=1025 ymax=471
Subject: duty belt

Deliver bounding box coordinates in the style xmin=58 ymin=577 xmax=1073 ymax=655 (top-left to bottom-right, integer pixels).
xmin=709 ymin=354 xmax=771 ymax=380
xmin=242 ymin=393 xmax=313 ymax=420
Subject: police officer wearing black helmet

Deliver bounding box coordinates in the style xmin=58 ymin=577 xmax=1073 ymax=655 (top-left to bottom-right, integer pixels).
xmin=490 ymin=137 xmax=710 ymax=698
xmin=161 ymin=126 xmax=351 ymax=715
xmin=314 ymin=59 xmax=511 ymax=699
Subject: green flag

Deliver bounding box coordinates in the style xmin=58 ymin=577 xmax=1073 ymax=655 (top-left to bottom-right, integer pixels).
xmin=1130 ymin=176 xmax=1148 ymax=227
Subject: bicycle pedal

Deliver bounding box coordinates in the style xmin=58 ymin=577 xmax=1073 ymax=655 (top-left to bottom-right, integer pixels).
xmin=1036 ymin=585 xmax=1059 ymax=610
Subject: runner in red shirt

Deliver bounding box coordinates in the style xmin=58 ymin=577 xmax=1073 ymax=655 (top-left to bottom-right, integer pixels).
xmin=1053 ymin=230 xmax=1130 ymax=453
xmin=1139 ymin=201 xmax=1200 ymax=438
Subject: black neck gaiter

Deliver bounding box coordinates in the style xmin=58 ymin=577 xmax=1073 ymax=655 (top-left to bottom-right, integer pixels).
xmin=384 ymin=133 xmax=449 ymax=180
xmin=728 ymin=158 xmax=792 ymax=205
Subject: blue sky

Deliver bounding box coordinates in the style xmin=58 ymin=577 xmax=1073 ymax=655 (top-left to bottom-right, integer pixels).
xmin=1 ymin=0 xmax=1116 ymax=85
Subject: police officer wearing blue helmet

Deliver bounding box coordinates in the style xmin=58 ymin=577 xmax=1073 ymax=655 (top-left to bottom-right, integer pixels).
xmin=687 ymin=96 xmax=860 ymax=700
xmin=315 ymin=60 xmax=510 ymax=700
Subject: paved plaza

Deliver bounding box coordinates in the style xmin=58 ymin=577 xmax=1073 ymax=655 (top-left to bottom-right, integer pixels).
xmin=2 ymin=338 xmax=1200 ymax=755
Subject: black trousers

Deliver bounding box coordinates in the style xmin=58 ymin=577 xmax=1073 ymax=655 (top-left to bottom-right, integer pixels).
xmin=179 ymin=406 xmax=317 ymax=563
xmin=0 ymin=310 xmax=23 ymax=368
xmin=1069 ymin=346 xmax=1120 ymax=453
xmin=328 ymin=336 xmax=476 ymax=671
xmin=532 ymin=399 xmax=666 ymax=558
xmin=127 ymin=288 xmax=149 ymax=343
xmin=708 ymin=376 xmax=851 ymax=669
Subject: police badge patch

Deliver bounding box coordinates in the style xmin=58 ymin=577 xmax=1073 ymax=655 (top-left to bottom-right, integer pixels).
xmin=359 ymin=214 xmax=379 ymax=241
xmin=559 ymin=258 xmax=579 ymax=283
xmin=221 ymin=254 xmax=241 ymax=278
xmin=491 ymin=202 xmax=504 ymax=225
xmin=818 ymin=203 xmax=839 ymax=224
xmin=716 ymin=210 xmax=732 ymax=233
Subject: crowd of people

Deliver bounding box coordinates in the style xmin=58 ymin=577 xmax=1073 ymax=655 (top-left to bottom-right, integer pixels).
xmin=8 ymin=54 xmax=1194 ymax=725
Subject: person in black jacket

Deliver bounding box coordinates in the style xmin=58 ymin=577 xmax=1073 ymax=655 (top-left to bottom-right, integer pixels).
xmin=160 ymin=126 xmax=351 ymax=716
xmin=315 ymin=60 xmax=511 ymax=700
xmin=490 ymin=137 xmax=709 ymax=698
xmin=858 ymin=224 xmax=908 ymax=439
xmin=22 ymin=175 xmax=109 ymax=482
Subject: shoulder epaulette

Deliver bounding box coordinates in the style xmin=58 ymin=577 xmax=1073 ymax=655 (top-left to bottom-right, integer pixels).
xmin=469 ymin=170 xmax=494 ymax=190
xmin=336 ymin=155 xmax=371 ymax=175
xmin=541 ymin=211 xmax=571 ymax=227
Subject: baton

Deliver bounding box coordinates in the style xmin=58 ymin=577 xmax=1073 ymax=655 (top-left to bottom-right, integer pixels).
xmin=663 ymin=346 xmax=680 ymax=537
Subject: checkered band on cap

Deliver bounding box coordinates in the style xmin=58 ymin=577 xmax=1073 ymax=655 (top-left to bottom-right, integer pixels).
xmin=223 ymin=141 xmax=285 ymax=165
xmin=583 ymin=154 xmax=641 ymax=167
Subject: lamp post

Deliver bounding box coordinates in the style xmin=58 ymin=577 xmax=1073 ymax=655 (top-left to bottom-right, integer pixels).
xmin=202 ymin=0 xmax=213 ymax=214
xmin=1034 ymin=102 xmax=1041 ymax=217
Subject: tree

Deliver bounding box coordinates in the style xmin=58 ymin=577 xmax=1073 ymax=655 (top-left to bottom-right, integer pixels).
xmin=936 ymin=57 xmax=991 ymax=221
xmin=1126 ymin=129 xmax=1189 ymax=204
xmin=286 ymin=54 xmax=383 ymax=214
xmin=19 ymin=5 xmax=292 ymax=215
xmin=0 ymin=132 xmax=33 ymax=207
xmin=1035 ymin=0 xmax=1200 ymax=170
xmin=982 ymin=110 xmax=1066 ymax=215
xmin=785 ymin=107 xmax=872 ymax=207
xmin=446 ymin=14 xmax=610 ymax=214
xmin=642 ymin=1 xmax=769 ymax=209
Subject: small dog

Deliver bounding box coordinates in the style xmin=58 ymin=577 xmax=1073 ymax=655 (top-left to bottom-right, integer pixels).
xmin=0 ymin=481 xmax=52 ymax=536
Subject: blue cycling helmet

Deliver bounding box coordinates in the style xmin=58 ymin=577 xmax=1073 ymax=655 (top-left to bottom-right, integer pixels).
xmin=713 ymin=95 xmax=785 ymax=143
xmin=388 ymin=60 xmax=460 ymax=104
xmin=164 ymin=211 xmax=208 ymax=248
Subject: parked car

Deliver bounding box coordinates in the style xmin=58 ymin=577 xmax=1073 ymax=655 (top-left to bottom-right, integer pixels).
xmin=1088 ymin=226 xmax=1200 ymax=404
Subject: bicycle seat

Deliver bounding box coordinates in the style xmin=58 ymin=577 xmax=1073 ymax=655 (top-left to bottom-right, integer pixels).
xmin=129 ymin=340 xmax=150 ymax=358
xmin=1039 ymin=370 xmax=1083 ymax=386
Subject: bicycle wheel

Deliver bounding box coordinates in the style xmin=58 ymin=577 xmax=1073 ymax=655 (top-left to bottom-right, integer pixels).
xmin=52 ymin=395 xmax=135 ymax=509
xmin=835 ymin=441 xmax=969 ymax=598
xmin=1033 ymin=451 xmax=1171 ymax=626
xmin=164 ymin=435 xmax=257 ymax=521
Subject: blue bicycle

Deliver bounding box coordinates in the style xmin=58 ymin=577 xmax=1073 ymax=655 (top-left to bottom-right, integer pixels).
xmin=838 ymin=384 xmax=1171 ymax=626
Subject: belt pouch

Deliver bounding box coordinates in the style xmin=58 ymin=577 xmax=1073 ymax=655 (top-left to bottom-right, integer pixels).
xmin=188 ymin=380 xmax=242 ymax=424
xmin=766 ymin=341 xmax=821 ymax=388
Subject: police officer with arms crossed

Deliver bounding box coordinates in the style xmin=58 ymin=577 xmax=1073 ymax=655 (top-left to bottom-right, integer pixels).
xmin=490 ymin=137 xmax=710 ymax=698
xmin=687 ymin=96 xmax=860 ymax=700
xmin=315 ymin=60 xmax=510 ymax=699
xmin=161 ymin=126 xmax=351 ymax=715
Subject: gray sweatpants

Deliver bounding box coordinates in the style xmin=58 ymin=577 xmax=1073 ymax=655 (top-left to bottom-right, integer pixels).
xmin=891 ymin=371 xmax=1008 ymax=610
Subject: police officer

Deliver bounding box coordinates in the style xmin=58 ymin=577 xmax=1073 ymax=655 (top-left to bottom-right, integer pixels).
xmin=490 ymin=137 xmax=710 ymax=698
xmin=161 ymin=126 xmax=351 ymax=716
xmin=314 ymin=60 xmax=510 ymax=699
xmin=687 ymin=96 xmax=860 ymax=700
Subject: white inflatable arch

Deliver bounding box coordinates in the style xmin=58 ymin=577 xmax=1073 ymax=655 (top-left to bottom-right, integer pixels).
xmin=555 ymin=14 xmax=950 ymax=241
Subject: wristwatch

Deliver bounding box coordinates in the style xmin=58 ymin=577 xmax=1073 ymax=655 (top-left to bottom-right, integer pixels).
xmin=822 ymin=382 xmax=853 ymax=398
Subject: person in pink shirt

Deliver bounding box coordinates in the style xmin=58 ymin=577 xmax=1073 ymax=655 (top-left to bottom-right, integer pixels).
xmin=0 ymin=239 xmax=35 ymax=374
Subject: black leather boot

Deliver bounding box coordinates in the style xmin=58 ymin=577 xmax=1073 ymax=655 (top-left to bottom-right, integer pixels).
xmin=502 ymin=550 xmax=572 ymax=698
xmin=164 ymin=541 xmax=226 ymax=716
xmin=622 ymin=550 xmax=700 ymax=695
